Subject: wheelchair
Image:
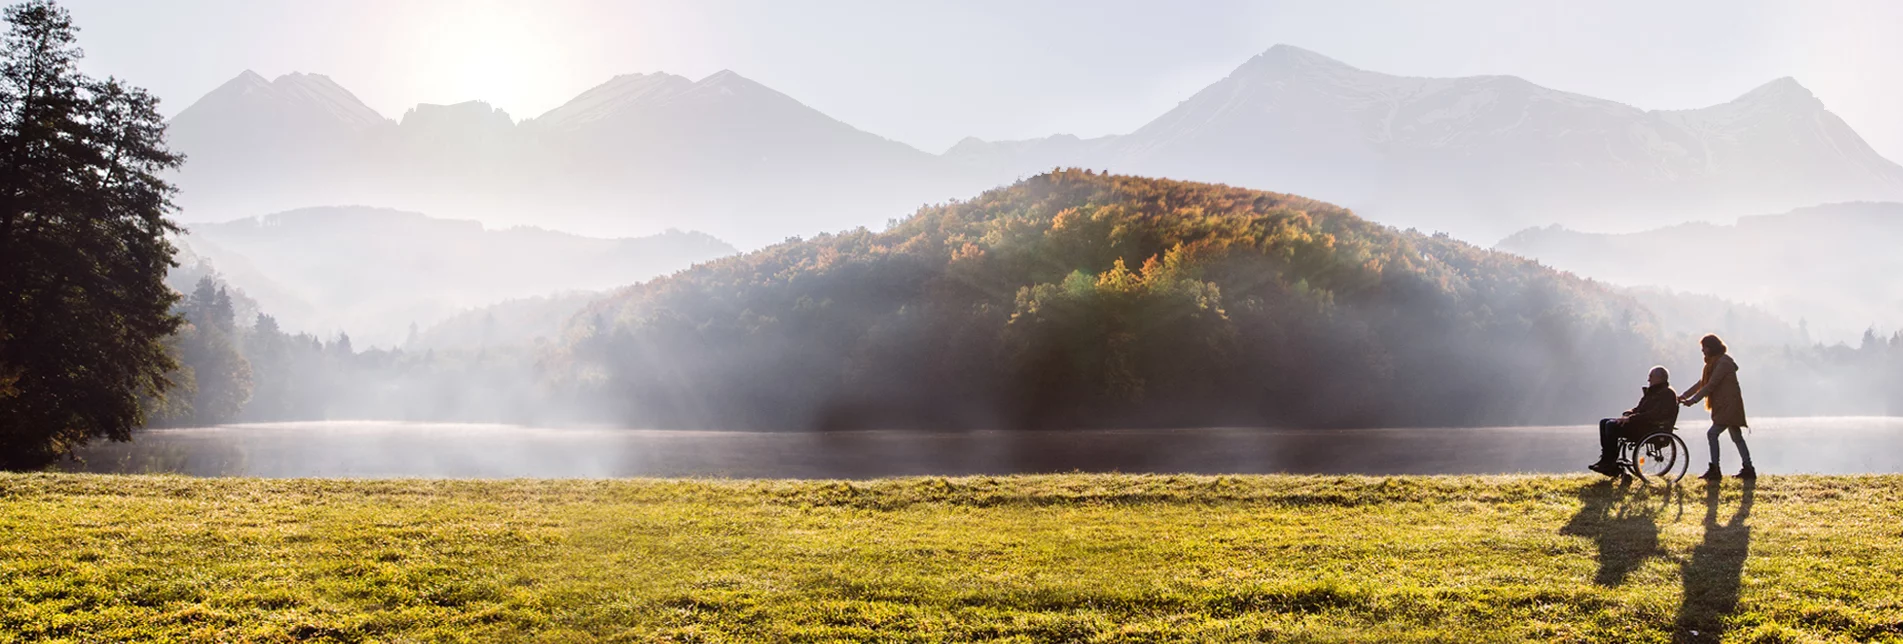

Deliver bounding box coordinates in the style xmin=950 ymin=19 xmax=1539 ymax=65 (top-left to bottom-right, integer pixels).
xmin=1615 ymin=428 xmax=1689 ymax=484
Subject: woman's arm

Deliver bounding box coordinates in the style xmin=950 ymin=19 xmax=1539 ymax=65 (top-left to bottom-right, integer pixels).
xmin=1680 ymin=377 xmax=1708 ymax=403
xmin=1684 ymin=358 xmax=1736 ymax=404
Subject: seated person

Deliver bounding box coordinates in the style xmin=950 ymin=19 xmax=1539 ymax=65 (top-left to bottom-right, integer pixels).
xmin=1589 ymin=366 xmax=1681 ymax=476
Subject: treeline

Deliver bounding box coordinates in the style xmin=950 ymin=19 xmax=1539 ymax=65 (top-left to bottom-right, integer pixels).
xmin=1748 ymin=330 xmax=1903 ymax=417
xmin=554 ymin=170 xmax=1666 ymax=430
xmin=148 ymin=275 xmax=550 ymax=426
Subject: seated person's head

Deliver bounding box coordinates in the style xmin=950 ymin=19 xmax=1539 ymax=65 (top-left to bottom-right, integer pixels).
xmin=1648 ymin=366 xmax=1669 ymax=386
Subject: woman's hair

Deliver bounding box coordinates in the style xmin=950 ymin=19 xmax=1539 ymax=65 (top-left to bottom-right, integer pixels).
xmin=1700 ymin=333 xmax=1727 ymax=355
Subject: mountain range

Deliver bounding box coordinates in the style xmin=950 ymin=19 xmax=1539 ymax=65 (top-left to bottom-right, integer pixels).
xmin=165 ymin=45 xmax=1903 ymax=248
xmin=1497 ymin=201 xmax=1903 ymax=343
xmin=167 ymin=70 xmax=976 ymax=248
xmin=176 ymin=207 xmax=736 ymax=347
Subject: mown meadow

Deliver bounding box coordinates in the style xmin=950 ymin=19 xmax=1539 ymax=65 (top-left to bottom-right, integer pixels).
xmin=2 ymin=474 xmax=1899 ymax=642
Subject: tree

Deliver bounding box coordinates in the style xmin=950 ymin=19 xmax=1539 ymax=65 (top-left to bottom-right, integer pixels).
xmin=242 ymin=313 xmax=289 ymax=419
xmin=167 ymin=276 xmax=252 ymax=425
xmin=186 ymin=276 xmax=234 ymax=333
xmin=0 ymin=1 xmax=184 ymax=469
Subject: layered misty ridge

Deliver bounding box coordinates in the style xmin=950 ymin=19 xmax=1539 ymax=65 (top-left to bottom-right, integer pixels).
xmin=141 ymin=45 xmax=1903 ymax=428
xmin=171 ymin=207 xmax=735 ymax=348
xmin=1499 ymin=202 xmax=1903 ymax=344
xmin=952 ymin=46 xmax=1903 ymax=241
xmin=165 ymin=45 xmax=1903 ymax=252
xmin=167 ymin=69 xmax=972 ymax=249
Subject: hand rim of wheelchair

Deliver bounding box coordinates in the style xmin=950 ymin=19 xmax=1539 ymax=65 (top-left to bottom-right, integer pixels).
xmin=1616 ymin=429 xmax=1689 ymax=484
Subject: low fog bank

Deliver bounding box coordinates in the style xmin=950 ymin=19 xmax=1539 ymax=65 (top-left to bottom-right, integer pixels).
xmin=149 ymin=272 xmax=619 ymax=429
xmin=173 ymin=206 xmax=736 ymax=348
xmin=149 ymin=271 xmax=1903 ymax=434
xmin=74 ymin=419 xmax=1903 ymax=478
xmin=148 ymin=176 xmax=1903 ymax=434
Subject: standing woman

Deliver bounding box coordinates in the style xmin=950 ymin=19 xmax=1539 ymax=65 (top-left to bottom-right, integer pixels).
xmin=1682 ymin=334 xmax=1754 ymax=480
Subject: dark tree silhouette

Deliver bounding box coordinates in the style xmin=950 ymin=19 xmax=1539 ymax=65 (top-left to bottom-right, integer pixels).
xmin=0 ymin=0 xmax=184 ymax=469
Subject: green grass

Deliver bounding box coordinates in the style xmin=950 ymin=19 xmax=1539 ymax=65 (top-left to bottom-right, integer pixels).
xmin=2 ymin=474 xmax=1900 ymax=643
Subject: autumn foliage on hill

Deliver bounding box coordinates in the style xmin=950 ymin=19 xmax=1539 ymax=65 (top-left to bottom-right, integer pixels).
xmin=558 ymin=170 xmax=1660 ymax=430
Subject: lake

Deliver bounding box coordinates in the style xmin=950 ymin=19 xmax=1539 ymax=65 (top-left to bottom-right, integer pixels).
xmin=59 ymin=417 xmax=1903 ymax=478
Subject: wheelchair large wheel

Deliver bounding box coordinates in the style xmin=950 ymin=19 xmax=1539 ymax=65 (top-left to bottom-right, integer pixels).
xmin=1623 ymin=431 xmax=1688 ymax=484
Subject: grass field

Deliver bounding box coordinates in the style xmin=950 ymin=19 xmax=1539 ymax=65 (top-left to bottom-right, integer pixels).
xmin=2 ymin=474 xmax=1900 ymax=643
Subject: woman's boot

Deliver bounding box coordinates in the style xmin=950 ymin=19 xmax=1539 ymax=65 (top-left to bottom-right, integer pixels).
xmin=1699 ymin=463 xmax=1723 ymax=481
xmin=1736 ymin=465 xmax=1757 ymax=479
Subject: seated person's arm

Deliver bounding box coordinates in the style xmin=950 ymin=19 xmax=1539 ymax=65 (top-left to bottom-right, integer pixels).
xmin=1620 ymin=387 xmax=1653 ymax=418
xmin=1627 ymin=388 xmax=1676 ymax=427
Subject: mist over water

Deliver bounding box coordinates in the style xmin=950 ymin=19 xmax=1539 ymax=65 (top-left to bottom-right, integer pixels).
xmin=64 ymin=418 xmax=1903 ymax=479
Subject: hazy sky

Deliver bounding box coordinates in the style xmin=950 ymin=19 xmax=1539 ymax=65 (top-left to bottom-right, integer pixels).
xmin=59 ymin=0 xmax=1903 ymax=159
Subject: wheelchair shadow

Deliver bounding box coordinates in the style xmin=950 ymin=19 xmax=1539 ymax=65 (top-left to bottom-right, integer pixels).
xmin=1674 ymin=479 xmax=1755 ymax=642
xmin=1559 ymin=478 xmax=1683 ymax=586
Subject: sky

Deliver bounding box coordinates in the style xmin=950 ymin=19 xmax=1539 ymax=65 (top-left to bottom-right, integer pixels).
xmin=57 ymin=0 xmax=1903 ymax=160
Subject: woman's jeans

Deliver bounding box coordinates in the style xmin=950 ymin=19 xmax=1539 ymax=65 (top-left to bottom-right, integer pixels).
xmin=1707 ymin=423 xmax=1753 ymax=467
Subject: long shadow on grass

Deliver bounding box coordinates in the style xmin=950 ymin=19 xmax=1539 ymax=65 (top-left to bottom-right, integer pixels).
xmin=1560 ymin=478 xmax=1679 ymax=586
xmin=1673 ymin=479 xmax=1754 ymax=643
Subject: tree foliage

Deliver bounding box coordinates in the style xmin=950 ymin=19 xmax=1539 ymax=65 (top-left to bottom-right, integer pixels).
xmin=144 ymin=271 xmax=553 ymax=425
xmin=558 ymin=170 xmax=1662 ymax=430
xmin=143 ymin=277 xmax=253 ymax=426
xmin=0 ymin=0 xmax=183 ymax=469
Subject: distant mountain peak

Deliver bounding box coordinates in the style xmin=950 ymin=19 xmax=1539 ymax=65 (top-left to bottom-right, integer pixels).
xmin=400 ymin=100 xmax=515 ymax=130
xmin=269 ymin=72 xmax=388 ymax=127
xmin=1246 ymin=44 xmax=1360 ymax=74
xmin=172 ymin=69 xmax=388 ymax=130
xmin=200 ymin=69 xmax=271 ymax=99
xmin=1260 ymin=44 xmax=1347 ymax=64
xmin=276 ymin=71 xmax=335 ymax=84
xmin=232 ymin=69 xmax=269 ymax=86
xmin=1670 ymin=75 xmax=1830 ymax=127
xmin=1750 ymin=75 xmax=1808 ymax=94
xmin=527 ymin=72 xmax=692 ymax=130
xmin=1731 ymin=76 xmax=1820 ymax=109
xmin=598 ymin=71 xmax=692 ymax=89
xmin=691 ymin=69 xmax=773 ymax=95
xmin=669 ymin=68 xmax=823 ymax=118
xmin=1219 ymin=44 xmax=1370 ymax=90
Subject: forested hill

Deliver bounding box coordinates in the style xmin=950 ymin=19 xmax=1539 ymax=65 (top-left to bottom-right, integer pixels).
xmin=556 ymin=170 xmax=1662 ymax=430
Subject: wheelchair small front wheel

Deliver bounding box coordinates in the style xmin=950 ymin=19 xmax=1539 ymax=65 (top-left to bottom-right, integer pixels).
xmin=1624 ymin=431 xmax=1689 ymax=484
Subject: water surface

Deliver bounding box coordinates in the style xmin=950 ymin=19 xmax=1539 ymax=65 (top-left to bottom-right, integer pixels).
xmin=64 ymin=417 xmax=1903 ymax=478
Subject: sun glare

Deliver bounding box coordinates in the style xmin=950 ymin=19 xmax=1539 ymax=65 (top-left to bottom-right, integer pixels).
xmin=406 ymin=1 xmax=578 ymax=118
